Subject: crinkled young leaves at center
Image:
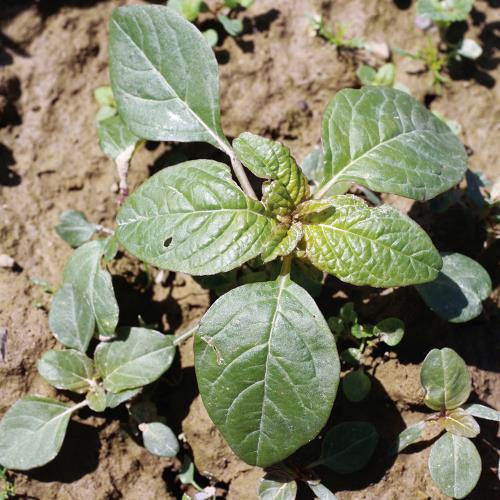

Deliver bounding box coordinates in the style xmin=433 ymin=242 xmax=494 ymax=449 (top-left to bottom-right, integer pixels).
xmin=194 ymin=277 xmax=339 ymax=467
xmin=116 ymin=160 xmax=277 ymax=275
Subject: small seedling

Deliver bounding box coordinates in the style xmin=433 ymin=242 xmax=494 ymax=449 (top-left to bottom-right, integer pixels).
xmin=392 ymin=348 xmax=500 ymax=499
xmin=356 ymin=63 xmax=410 ymax=94
xmin=307 ymin=13 xmax=365 ymax=51
xmin=168 ymin=0 xmax=255 ymax=47
xmin=328 ymin=303 xmax=405 ymax=402
xmin=0 ymin=468 xmax=15 ymax=500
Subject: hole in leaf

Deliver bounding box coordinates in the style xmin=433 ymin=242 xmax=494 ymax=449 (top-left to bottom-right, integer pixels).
xmin=163 ymin=237 xmax=173 ymax=248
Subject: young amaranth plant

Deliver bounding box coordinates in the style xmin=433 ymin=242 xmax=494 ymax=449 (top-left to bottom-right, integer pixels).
xmin=0 ymin=3 xmax=491 ymax=480
xmin=392 ymin=348 xmax=500 ymax=499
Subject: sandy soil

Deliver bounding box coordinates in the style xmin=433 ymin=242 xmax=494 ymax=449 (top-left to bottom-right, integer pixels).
xmin=0 ymin=0 xmax=499 ymax=498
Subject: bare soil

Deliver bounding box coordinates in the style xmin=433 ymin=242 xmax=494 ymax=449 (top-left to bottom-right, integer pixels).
xmin=0 ymin=1 xmax=499 ymax=499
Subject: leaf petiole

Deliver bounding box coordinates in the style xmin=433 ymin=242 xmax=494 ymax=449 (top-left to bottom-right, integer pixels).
xmin=173 ymin=324 xmax=199 ymax=346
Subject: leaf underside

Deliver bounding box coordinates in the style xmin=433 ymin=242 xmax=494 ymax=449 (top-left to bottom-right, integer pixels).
xmin=109 ymin=5 xmax=227 ymax=149
xmin=194 ymin=278 xmax=340 ymax=467
xmin=97 ymin=114 xmax=140 ymax=162
xmin=302 ymin=195 xmax=442 ymax=287
xmin=321 ymin=87 xmax=467 ymax=201
xmin=116 ymin=160 xmax=276 ymax=275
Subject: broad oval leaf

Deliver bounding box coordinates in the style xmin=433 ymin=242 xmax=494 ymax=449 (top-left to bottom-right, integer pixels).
xmin=61 ymin=239 xmax=119 ymax=342
xmin=0 ymin=397 xmax=73 ymax=470
xmin=259 ymin=478 xmax=297 ymax=500
xmin=302 ymin=196 xmax=442 ymax=287
xmin=373 ymin=317 xmax=404 ymax=346
xmin=37 ymin=349 xmax=94 ymax=393
xmin=94 ymin=327 xmax=175 ymax=393
xmin=416 ymin=252 xmax=492 ymax=323
xmin=55 ymin=210 xmax=98 ymax=248
xmin=86 ymin=386 xmax=107 ymax=413
xmin=421 ymin=348 xmax=471 ymax=410
xmin=391 ymin=420 xmax=426 ymax=455
xmin=464 ymin=403 xmax=500 ymax=422
xmin=116 ymin=160 xmax=276 ymax=275
xmin=233 ymin=132 xmax=309 ymax=213
xmin=320 ymin=87 xmax=467 ymax=201
xmin=194 ymin=278 xmax=340 ymax=467
xmin=140 ymin=422 xmax=179 ymax=457
xmin=342 ymin=369 xmax=371 ymax=402
xmin=48 ymin=283 xmax=94 ymax=352
xmin=105 ymin=388 xmax=141 ymax=409
xmin=320 ymin=421 xmax=378 ymax=474
xmin=428 ymin=432 xmax=481 ymax=499
xmin=441 ymin=408 xmax=480 ymax=438
xmin=109 ymin=5 xmax=227 ymax=150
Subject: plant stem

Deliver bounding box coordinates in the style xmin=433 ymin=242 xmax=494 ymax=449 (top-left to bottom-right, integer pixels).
xmin=229 ymin=151 xmax=257 ymax=200
xmin=279 ymin=255 xmax=292 ymax=279
xmin=173 ymin=323 xmax=199 ymax=346
xmin=70 ymin=399 xmax=89 ymax=414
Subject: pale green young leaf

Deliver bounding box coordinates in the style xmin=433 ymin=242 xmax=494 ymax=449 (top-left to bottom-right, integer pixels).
xmin=37 ymin=349 xmax=94 ymax=393
xmin=320 ymin=87 xmax=467 ymax=201
xmin=320 ymin=422 xmax=378 ymax=474
xmin=233 ymin=132 xmax=309 ymax=213
xmin=373 ymin=318 xmax=404 ymax=346
xmin=55 ymin=210 xmax=98 ymax=248
xmin=48 ymin=283 xmax=95 ymax=352
xmin=194 ymin=278 xmax=340 ymax=467
xmin=86 ymin=386 xmax=107 ymax=412
xmin=428 ymin=432 xmax=481 ymax=499
xmin=239 ymin=0 xmax=255 ymax=7
xmin=416 ymin=252 xmax=492 ymax=323
xmin=0 ymin=397 xmax=73 ymax=470
xmin=463 ymin=403 xmax=500 ymax=422
xmin=421 ymin=348 xmax=471 ymax=411
xmin=218 ymin=14 xmax=243 ymax=36
xmin=97 ymin=115 xmax=140 ymax=162
xmin=307 ymin=482 xmax=338 ymax=500
xmin=391 ymin=420 xmax=426 ymax=454
xmin=105 ymin=388 xmax=141 ymax=409
xmin=441 ymin=408 xmax=480 ymax=438
xmin=260 ymin=223 xmax=303 ymax=263
xmin=94 ymin=327 xmax=175 ymax=393
xmin=109 ymin=5 xmax=228 ymax=150
xmin=302 ymin=196 xmax=442 ymax=287
xmin=203 ymin=29 xmax=218 ymax=47
xmin=356 ymin=65 xmax=377 ymax=86
xmin=63 ymin=240 xmax=119 ymax=339
xmin=342 ymin=369 xmax=371 ymax=402
xmin=259 ymin=478 xmax=297 ymax=500
xmin=116 ymin=160 xmax=276 ymax=275
xmin=417 ymin=0 xmax=474 ymax=23
xmin=340 ymin=347 xmax=362 ymax=366
xmin=94 ymin=86 xmax=115 ymax=107
xmin=167 ymin=0 xmax=204 ymax=22
xmin=141 ymin=422 xmax=179 ymax=457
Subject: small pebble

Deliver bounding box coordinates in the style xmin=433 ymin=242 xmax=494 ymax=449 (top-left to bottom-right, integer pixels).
xmin=0 ymin=254 xmax=15 ymax=269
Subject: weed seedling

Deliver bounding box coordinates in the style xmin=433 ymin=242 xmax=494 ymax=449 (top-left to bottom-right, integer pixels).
xmin=0 ymin=4 xmax=492 ymax=480
xmin=0 ymin=468 xmax=15 ymax=500
xmin=392 ymin=348 xmax=500 ymax=499
xmin=307 ymin=13 xmax=365 ymax=51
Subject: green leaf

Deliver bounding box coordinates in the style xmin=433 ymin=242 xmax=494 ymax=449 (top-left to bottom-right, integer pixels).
xmin=416 ymin=252 xmax=492 ymax=323
xmin=0 ymin=397 xmax=73 ymax=470
xmin=97 ymin=115 xmax=140 ymax=162
xmin=203 ymin=28 xmax=218 ymax=48
xmin=94 ymin=86 xmax=115 ymax=107
xmin=375 ymin=63 xmax=396 ymax=87
xmin=55 ymin=210 xmax=98 ymax=248
xmin=391 ymin=420 xmax=426 ymax=454
xmin=320 ymin=87 xmax=467 ymax=201
xmin=109 ymin=5 xmax=228 ymax=150
xmin=239 ymin=0 xmax=255 ymax=7
xmin=48 ymin=283 xmax=95 ymax=352
xmin=428 ymin=432 xmax=481 ymax=499
xmin=417 ymin=0 xmax=474 ymax=23
xmin=302 ymin=196 xmax=442 ymax=287
xmin=463 ymin=403 xmax=500 ymax=422
xmin=342 ymin=369 xmax=371 ymax=402
xmin=340 ymin=347 xmax=361 ymax=366
xmin=95 ymin=327 xmax=175 ymax=393
xmin=141 ymin=422 xmax=179 ymax=457
xmin=320 ymin=421 xmax=378 ymax=474
xmin=179 ymin=455 xmax=196 ymax=485
xmin=233 ymin=133 xmax=309 ymax=214
xmin=105 ymin=388 xmax=141 ymax=409
xmin=441 ymin=408 xmax=480 ymax=438
xmin=373 ymin=318 xmax=404 ymax=346
xmin=62 ymin=240 xmax=119 ymax=340
xmin=259 ymin=478 xmax=297 ymax=500
xmin=37 ymin=349 xmax=94 ymax=393
xmin=421 ymin=348 xmax=471 ymax=411
xmin=290 ymin=259 xmax=323 ymax=298
xmin=116 ymin=160 xmax=276 ymax=275
xmin=350 ymin=323 xmax=374 ymax=339
xmin=339 ymin=302 xmax=357 ymax=325
xmin=194 ymin=278 xmax=340 ymax=467
xmin=86 ymin=386 xmax=107 ymax=412
xmin=168 ymin=0 xmax=204 ymax=22
xmin=307 ymin=482 xmax=338 ymax=500
xmin=261 ymin=223 xmax=303 ymax=263
xmin=218 ymin=14 xmax=243 ymax=36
